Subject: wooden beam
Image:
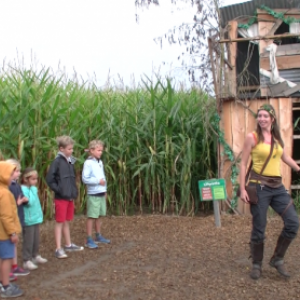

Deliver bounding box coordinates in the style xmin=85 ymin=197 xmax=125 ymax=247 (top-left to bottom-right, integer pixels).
xmin=266 ymin=19 xmax=282 ymax=36
xmin=257 ymin=8 xmax=300 ymax=15
xmin=231 ymin=101 xmax=246 ymax=214
xmin=218 ymin=33 xmax=300 ymax=44
xmin=220 ymin=101 xmax=233 ymax=209
xmin=238 ymin=85 xmax=260 ymax=92
xmin=260 ymin=55 xmax=300 ymax=70
xmin=228 ymin=20 xmax=237 ymax=97
xmin=260 ymin=44 xmax=300 ymax=58
xmin=279 ymin=98 xmax=292 ymax=189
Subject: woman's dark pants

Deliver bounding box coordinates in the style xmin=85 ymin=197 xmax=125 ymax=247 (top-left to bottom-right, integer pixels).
xmin=250 ymin=184 xmax=299 ymax=244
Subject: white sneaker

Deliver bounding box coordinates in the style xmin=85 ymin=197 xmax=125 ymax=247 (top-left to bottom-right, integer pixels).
xmin=23 ymin=260 xmax=38 ymax=271
xmin=32 ymin=255 xmax=48 ymax=264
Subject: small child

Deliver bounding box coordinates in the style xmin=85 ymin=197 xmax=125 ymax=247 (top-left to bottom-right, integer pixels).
xmin=6 ymin=159 xmax=30 ymax=277
xmin=46 ymin=136 xmax=84 ymax=258
xmin=0 ymin=161 xmax=24 ymax=298
xmin=82 ymin=140 xmax=110 ymax=249
xmin=21 ymin=167 xmax=47 ymax=270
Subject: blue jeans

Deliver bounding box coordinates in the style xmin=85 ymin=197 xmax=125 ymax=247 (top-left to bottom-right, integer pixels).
xmin=250 ymin=184 xmax=299 ymax=243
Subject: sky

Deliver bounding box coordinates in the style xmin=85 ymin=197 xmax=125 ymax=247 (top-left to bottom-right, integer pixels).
xmin=0 ymin=0 xmax=249 ymax=88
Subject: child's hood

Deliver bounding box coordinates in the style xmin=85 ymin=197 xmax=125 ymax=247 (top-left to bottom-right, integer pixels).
xmin=0 ymin=161 xmax=15 ymax=187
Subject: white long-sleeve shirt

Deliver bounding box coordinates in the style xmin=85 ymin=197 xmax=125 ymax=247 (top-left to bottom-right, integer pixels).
xmin=82 ymin=157 xmax=107 ymax=194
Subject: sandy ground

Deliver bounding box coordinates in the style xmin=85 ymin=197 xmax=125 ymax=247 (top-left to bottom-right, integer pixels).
xmin=14 ymin=214 xmax=300 ymax=300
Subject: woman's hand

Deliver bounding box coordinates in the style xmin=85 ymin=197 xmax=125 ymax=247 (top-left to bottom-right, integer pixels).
xmin=240 ymin=189 xmax=250 ymax=203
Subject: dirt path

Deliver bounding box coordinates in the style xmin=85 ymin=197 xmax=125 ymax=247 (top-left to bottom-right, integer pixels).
xmin=16 ymin=215 xmax=300 ymax=300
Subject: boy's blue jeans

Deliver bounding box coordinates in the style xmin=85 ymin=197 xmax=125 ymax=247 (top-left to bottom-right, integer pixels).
xmin=250 ymin=184 xmax=299 ymax=243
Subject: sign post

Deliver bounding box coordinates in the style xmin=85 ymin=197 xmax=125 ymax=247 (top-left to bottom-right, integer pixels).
xmin=198 ymin=179 xmax=227 ymax=227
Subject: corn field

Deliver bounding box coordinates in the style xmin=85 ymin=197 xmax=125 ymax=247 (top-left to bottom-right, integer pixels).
xmin=0 ymin=67 xmax=218 ymax=217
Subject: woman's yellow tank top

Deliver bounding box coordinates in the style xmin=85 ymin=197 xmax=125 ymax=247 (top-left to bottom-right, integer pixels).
xmin=250 ymin=132 xmax=283 ymax=177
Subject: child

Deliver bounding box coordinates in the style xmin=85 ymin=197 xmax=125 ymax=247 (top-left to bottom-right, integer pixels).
xmin=6 ymin=159 xmax=30 ymax=277
xmin=21 ymin=167 xmax=47 ymax=270
xmin=0 ymin=161 xmax=24 ymax=298
xmin=46 ymin=136 xmax=84 ymax=258
xmin=82 ymin=140 xmax=110 ymax=249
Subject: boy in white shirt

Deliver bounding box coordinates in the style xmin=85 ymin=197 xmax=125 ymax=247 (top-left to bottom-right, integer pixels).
xmin=82 ymin=140 xmax=110 ymax=248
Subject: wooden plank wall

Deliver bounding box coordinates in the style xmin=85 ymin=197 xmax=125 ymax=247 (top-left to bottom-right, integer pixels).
xmin=219 ymin=98 xmax=293 ymax=215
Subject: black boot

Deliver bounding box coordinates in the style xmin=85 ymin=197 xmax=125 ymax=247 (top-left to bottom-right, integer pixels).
xmin=269 ymin=235 xmax=292 ymax=277
xmin=250 ymin=242 xmax=264 ymax=280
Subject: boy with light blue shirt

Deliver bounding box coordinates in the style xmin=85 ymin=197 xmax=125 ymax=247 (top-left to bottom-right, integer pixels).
xmin=82 ymin=140 xmax=110 ymax=249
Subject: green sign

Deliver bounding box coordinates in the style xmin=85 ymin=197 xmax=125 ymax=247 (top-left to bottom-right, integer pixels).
xmin=198 ymin=179 xmax=227 ymax=201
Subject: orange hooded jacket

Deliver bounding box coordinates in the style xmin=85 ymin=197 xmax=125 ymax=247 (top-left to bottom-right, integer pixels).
xmin=0 ymin=161 xmax=21 ymax=240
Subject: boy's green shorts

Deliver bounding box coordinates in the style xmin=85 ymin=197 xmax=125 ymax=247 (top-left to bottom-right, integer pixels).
xmin=86 ymin=195 xmax=106 ymax=218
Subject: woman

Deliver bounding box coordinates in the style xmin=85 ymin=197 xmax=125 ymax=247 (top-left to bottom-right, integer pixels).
xmin=240 ymin=104 xmax=300 ymax=280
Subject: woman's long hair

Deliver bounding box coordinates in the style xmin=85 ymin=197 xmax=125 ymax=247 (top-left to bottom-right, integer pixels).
xmin=256 ymin=104 xmax=284 ymax=148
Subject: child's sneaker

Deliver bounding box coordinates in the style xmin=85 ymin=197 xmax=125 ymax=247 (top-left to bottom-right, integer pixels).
xmin=12 ymin=266 xmax=30 ymax=276
xmin=65 ymin=243 xmax=84 ymax=252
xmin=55 ymin=248 xmax=68 ymax=259
xmin=1 ymin=283 xmax=23 ymax=298
xmin=23 ymin=260 xmax=38 ymax=271
xmin=95 ymin=235 xmax=110 ymax=244
xmin=32 ymin=255 xmax=48 ymax=264
xmin=85 ymin=237 xmax=98 ymax=249
xmin=9 ymin=273 xmax=17 ymax=282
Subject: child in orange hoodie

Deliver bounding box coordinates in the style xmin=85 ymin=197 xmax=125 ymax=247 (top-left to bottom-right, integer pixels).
xmin=0 ymin=162 xmax=23 ymax=298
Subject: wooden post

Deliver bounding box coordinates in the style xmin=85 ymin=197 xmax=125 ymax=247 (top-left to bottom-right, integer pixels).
xmin=258 ymin=19 xmax=275 ymax=97
xmin=228 ymin=21 xmax=238 ymax=97
xmin=213 ymin=201 xmax=221 ymax=227
xmin=231 ymin=101 xmax=246 ymax=214
xmin=220 ymin=101 xmax=233 ymax=210
xmin=208 ymin=37 xmax=219 ymax=98
xmin=279 ymin=98 xmax=293 ymax=189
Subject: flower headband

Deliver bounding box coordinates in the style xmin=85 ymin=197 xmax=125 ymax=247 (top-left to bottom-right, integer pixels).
xmin=257 ymin=104 xmax=276 ymax=119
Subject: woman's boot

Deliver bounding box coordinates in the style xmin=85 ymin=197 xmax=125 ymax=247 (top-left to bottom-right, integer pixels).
xmin=250 ymin=242 xmax=264 ymax=280
xmin=269 ymin=235 xmax=292 ymax=277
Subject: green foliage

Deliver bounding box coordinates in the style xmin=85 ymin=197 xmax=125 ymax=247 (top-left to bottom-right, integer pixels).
xmin=0 ymin=67 xmax=219 ymax=216
xmin=292 ymin=190 xmax=300 ymax=212
xmin=260 ymin=5 xmax=300 ymax=24
xmin=210 ymin=113 xmax=239 ymax=209
xmin=238 ymin=5 xmax=300 ymax=29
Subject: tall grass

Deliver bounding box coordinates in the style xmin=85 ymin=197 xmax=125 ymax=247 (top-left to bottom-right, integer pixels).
xmin=0 ymin=67 xmax=218 ymax=216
